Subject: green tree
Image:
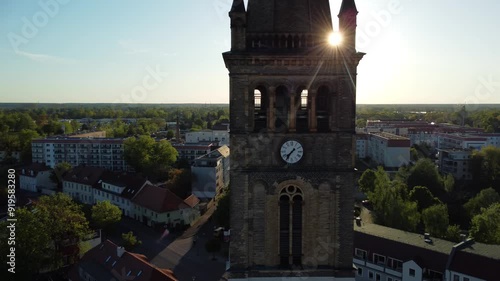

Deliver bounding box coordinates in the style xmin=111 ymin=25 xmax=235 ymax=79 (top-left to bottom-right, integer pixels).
xmin=409 ymin=186 xmax=441 ymax=211
xmin=0 ymin=208 xmax=52 ymax=279
xmin=50 ymin=162 xmax=72 ymax=187
xmin=358 ymin=169 xmax=376 ymax=194
xmin=369 ymin=168 xmax=420 ymax=231
xmin=91 ymin=201 xmax=122 ymax=231
xmin=422 ymin=204 xmax=449 ymax=238
xmin=443 ymin=173 xmax=455 ymax=193
xmin=213 ymin=190 xmax=230 ymax=229
xmin=166 ymin=129 xmax=175 ymax=139
xmin=446 ymin=224 xmax=462 ymax=243
xmin=0 ymin=193 xmax=91 ymax=275
xmin=407 ymin=158 xmax=444 ymax=196
xmin=463 ymin=187 xmax=500 ymax=218
xmin=121 ymin=231 xmax=142 ymax=251
xmin=123 ymin=136 xmax=178 ymax=176
xmin=469 ymin=203 xmax=500 ymax=244
xmin=471 ymin=146 xmax=500 ymax=189
xmin=205 ymin=238 xmax=222 ymax=260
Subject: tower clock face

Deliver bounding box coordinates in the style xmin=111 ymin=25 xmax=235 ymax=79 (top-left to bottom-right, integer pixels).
xmin=280 ymin=140 xmax=304 ymax=164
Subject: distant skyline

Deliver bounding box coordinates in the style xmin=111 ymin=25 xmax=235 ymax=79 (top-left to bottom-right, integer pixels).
xmin=1 ymin=0 xmax=500 ymax=104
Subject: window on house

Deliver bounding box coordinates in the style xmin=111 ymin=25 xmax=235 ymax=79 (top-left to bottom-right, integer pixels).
xmin=409 ymin=268 xmax=416 ymax=277
xmin=376 ymin=273 xmax=381 ymax=281
xmin=368 ymin=271 xmax=374 ymax=279
xmin=355 ymin=248 xmax=367 ymax=260
xmin=373 ymin=253 xmax=386 ymax=265
xmin=357 ymin=267 xmax=363 ymax=276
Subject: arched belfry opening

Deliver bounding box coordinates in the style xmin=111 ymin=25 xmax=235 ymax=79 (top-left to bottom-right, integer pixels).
xmin=253 ymin=87 xmax=268 ymax=131
xmin=275 ymin=85 xmax=289 ymax=131
xmin=316 ymin=85 xmax=331 ymax=132
xmin=279 ymin=185 xmax=303 ymax=267
xmin=296 ymin=88 xmax=309 ymax=133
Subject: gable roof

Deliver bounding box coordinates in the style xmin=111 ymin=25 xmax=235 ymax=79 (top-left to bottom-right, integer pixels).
xmin=63 ymin=166 xmax=105 ymax=186
xmin=183 ymin=194 xmax=200 ymax=208
xmin=132 ymin=184 xmax=189 ymax=213
xmin=20 ymin=162 xmax=51 ymax=177
xmin=68 ymin=240 xmax=177 ymax=281
xmin=99 ymin=170 xmax=148 ymax=199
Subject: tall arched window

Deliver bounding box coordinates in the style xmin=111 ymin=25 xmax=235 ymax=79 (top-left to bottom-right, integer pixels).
xmin=316 ymin=85 xmax=330 ymax=132
xmin=275 ymin=86 xmax=289 ymax=131
xmin=296 ymin=88 xmax=309 ymax=132
xmin=279 ymin=186 xmax=303 ymax=267
xmin=254 ymin=87 xmax=267 ymax=131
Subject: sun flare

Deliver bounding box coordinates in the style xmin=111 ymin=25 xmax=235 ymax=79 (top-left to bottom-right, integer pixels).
xmin=328 ymin=32 xmax=342 ymax=46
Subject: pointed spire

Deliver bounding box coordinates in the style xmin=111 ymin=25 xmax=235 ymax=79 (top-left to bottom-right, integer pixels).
xmin=230 ymin=0 xmax=245 ymax=13
xmin=339 ymin=0 xmax=358 ymax=16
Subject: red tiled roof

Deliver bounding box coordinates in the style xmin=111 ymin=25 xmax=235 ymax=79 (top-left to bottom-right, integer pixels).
xmin=132 ymin=184 xmax=189 ymax=213
xmin=183 ymin=194 xmax=200 ymax=208
xmin=68 ymin=240 xmax=177 ymax=281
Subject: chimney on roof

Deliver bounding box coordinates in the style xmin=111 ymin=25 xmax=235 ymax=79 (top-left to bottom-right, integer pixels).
xmin=117 ymin=246 xmax=125 ymax=258
xmin=30 ymin=170 xmax=34 ymax=176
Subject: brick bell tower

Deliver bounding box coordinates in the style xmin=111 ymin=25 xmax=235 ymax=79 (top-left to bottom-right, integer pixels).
xmin=223 ymin=0 xmax=364 ymax=279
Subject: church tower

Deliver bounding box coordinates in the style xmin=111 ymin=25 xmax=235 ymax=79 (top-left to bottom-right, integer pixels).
xmin=223 ymin=0 xmax=364 ymax=279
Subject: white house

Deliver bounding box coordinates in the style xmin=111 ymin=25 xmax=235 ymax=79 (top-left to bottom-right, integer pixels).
xmin=62 ymin=166 xmax=105 ymax=205
xmin=132 ymin=184 xmax=200 ymax=229
xmin=19 ymin=163 xmax=56 ymax=193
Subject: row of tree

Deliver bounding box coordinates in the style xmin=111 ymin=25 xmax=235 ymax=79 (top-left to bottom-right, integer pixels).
xmin=359 ymin=157 xmax=500 ymax=244
xmin=356 ymin=105 xmax=500 ymax=133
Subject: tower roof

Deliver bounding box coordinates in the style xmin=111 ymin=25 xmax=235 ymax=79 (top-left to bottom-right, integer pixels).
xmin=338 ymin=0 xmax=358 ymax=16
xmin=246 ymin=0 xmax=333 ymax=34
xmin=230 ymin=0 xmax=245 ymax=13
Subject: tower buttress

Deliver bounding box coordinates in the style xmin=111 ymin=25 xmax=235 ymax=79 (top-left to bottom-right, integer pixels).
xmin=229 ymin=0 xmax=246 ymax=51
xmin=338 ymin=0 xmax=358 ymax=53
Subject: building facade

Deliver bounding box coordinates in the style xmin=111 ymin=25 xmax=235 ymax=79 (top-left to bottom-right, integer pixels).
xmin=223 ymin=0 xmax=364 ymax=279
xmin=32 ymin=138 xmax=128 ymax=171
xmin=366 ymin=132 xmax=410 ymax=168
xmin=191 ymin=145 xmax=230 ymax=200
xmin=19 ymin=163 xmax=56 ymax=193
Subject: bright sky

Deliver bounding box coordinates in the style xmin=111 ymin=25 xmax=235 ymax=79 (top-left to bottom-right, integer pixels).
xmin=1 ymin=0 xmax=500 ymax=104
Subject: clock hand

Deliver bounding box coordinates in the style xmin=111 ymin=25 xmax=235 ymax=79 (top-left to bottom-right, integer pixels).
xmin=286 ymin=148 xmax=296 ymax=160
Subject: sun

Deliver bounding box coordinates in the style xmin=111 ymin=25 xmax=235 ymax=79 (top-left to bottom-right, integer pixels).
xmin=328 ymin=32 xmax=342 ymax=46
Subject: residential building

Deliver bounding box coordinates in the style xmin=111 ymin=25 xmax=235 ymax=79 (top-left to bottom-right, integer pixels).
xmin=62 ymin=166 xmax=105 ymax=205
xmin=172 ymin=143 xmax=214 ymax=162
xmin=68 ymin=240 xmax=177 ymax=281
xmin=32 ymin=137 xmax=128 ymax=171
xmin=366 ymin=132 xmax=410 ymax=168
xmin=356 ymin=133 xmax=368 ymax=159
xmin=437 ymin=149 xmax=473 ymax=180
xmin=191 ymin=145 xmax=230 ymax=200
xmin=132 ymin=184 xmax=200 ymax=229
xmin=436 ymin=134 xmax=487 ymax=151
xmin=185 ymin=125 xmax=229 ymax=146
xmin=353 ymin=223 xmax=500 ymax=281
xmin=19 ymin=162 xmax=56 ymax=193
xmin=94 ymin=171 xmax=149 ymax=218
